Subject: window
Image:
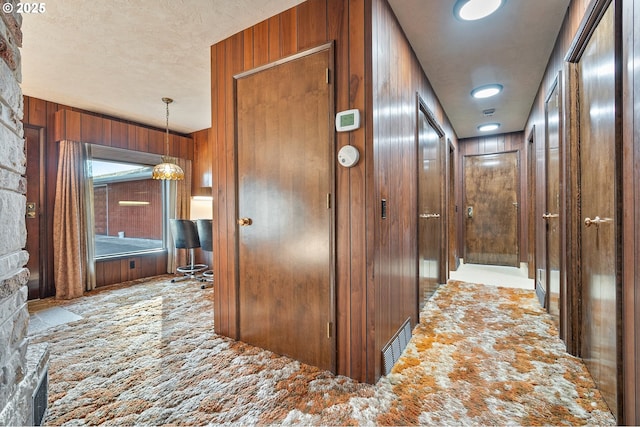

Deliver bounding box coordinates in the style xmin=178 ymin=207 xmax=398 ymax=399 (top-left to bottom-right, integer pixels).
xmin=89 ymin=148 xmax=166 ymax=258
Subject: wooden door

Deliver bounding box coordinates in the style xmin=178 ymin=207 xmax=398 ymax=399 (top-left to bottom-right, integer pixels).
xmin=236 ymin=48 xmax=334 ymax=371
xmin=464 ymin=152 xmax=519 ymax=266
xmin=417 ymin=104 xmax=443 ymax=310
xmin=25 ymin=126 xmax=43 ymax=300
xmin=448 ymin=143 xmax=458 ymax=271
xmin=577 ymin=3 xmax=618 ymax=418
xmin=527 ymin=130 xmax=537 ymax=282
xmin=544 ymin=78 xmax=562 ymax=331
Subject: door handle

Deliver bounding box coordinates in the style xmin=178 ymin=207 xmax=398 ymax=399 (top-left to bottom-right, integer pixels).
xmin=238 ymin=217 xmax=253 ymax=226
xmin=419 ymin=213 xmax=441 ymax=219
xmin=542 ymin=213 xmax=559 ymax=220
xmin=584 ymin=216 xmax=611 ymax=228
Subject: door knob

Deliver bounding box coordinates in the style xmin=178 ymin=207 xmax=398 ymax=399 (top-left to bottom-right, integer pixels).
xmin=542 ymin=213 xmax=559 ymax=220
xmin=238 ymin=217 xmax=253 ymax=226
xmin=584 ymin=216 xmax=612 ymax=228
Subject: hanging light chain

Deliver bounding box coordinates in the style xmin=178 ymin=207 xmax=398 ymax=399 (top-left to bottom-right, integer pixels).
xmin=163 ymin=97 xmax=173 ymax=157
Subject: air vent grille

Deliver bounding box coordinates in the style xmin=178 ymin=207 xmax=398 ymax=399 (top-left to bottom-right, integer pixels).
xmin=33 ymin=371 xmax=48 ymax=426
xmin=381 ymin=317 xmax=413 ymax=375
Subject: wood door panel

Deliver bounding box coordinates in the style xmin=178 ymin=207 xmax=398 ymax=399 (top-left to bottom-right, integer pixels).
xmin=417 ymin=104 xmax=443 ymax=310
xmin=464 ymin=152 xmax=519 ymax=266
xmin=236 ymin=48 xmax=334 ymax=371
xmin=578 ymin=3 xmax=617 ymax=417
xmin=545 ymin=79 xmax=562 ymax=328
xmin=25 ymin=126 xmax=42 ymax=300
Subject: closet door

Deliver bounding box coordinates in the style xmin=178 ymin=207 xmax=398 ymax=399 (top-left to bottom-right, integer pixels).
xmin=577 ymin=3 xmax=618 ymax=418
xmin=236 ymin=47 xmax=335 ymax=372
xmin=417 ymin=103 xmax=444 ymax=309
xmin=463 ymin=151 xmax=519 ymax=267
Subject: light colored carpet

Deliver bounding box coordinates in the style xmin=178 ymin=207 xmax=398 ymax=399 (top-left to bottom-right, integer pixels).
xmin=28 ymin=276 xmax=615 ymax=425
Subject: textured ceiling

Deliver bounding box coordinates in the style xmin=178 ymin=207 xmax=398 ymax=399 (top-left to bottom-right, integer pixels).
xmin=20 ymin=0 xmax=306 ymax=134
xmin=21 ymin=0 xmax=570 ymax=138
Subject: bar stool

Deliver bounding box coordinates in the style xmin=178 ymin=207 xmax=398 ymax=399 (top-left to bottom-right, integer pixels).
xmin=196 ymin=219 xmax=214 ymax=289
xmin=169 ymin=219 xmax=208 ymax=283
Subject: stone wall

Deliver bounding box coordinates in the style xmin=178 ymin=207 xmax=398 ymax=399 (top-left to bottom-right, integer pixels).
xmin=0 ymin=2 xmax=49 ymax=425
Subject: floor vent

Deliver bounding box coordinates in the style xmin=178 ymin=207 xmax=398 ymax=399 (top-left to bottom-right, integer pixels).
xmin=382 ymin=317 xmax=412 ymax=375
xmin=33 ymin=371 xmax=48 ymax=426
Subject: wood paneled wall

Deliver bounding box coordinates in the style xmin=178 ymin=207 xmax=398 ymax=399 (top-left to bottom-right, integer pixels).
xmin=53 ymin=109 xmax=193 ymax=159
xmin=191 ymin=128 xmax=212 ymax=196
xmin=95 ymin=253 xmax=168 ymax=288
xmin=210 ymin=0 xmax=370 ymax=382
xmin=370 ymin=0 xmax=457 ymax=381
xmin=525 ymin=0 xmax=639 ymax=423
xmin=23 ymin=96 xmax=193 ymax=294
xmin=210 ymin=0 xmax=457 ymax=383
xmin=458 ymin=132 xmax=526 ymax=265
xmin=526 ymin=1 xmax=593 ymax=323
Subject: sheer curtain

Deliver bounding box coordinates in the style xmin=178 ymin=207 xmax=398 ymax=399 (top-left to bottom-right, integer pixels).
xmin=53 ymin=140 xmax=95 ymax=299
xmin=167 ymin=158 xmax=192 ymax=273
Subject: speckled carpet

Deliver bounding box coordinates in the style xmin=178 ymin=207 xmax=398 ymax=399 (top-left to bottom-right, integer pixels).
xmin=28 ymin=277 xmax=615 ymax=426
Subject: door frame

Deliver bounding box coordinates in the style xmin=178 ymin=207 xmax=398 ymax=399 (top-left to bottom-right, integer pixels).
xmin=543 ymin=71 xmax=565 ymax=337
xmin=415 ymin=94 xmax=446 ymax=315
xmin=527 ymin=126 xmax=536 ymax=281
xmin=233 ymin=42 xmax=337 ymax=371
xmin=24 ymin=124 xmax=50 ymax=299
xmin=448 ymin=139 xmax=458 ymax=272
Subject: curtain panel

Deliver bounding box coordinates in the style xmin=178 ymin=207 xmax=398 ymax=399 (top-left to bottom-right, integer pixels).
xmin=53 ymin=140 xmax=94 ymax=299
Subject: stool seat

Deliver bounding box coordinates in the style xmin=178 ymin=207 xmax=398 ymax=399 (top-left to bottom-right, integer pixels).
xmin=196 ymin=219 xmax=214 ymax=289
xmin=170 ymin=219 xmax=208 ymax=283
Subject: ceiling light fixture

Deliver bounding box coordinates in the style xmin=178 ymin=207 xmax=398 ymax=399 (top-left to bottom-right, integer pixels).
xmin=478 ymin=123 xmax=501 ymax=132
xmin=471 ymin=84 xmax=503 ymax=99
xmin=152 ymin=97 xmax=185 ymax=181
xmin=454 ymin=0 xmax=504 ymax=21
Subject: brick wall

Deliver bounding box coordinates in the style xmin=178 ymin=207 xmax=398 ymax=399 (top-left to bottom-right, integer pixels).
xmin=97 ymin=179 xmax=163 ymax=239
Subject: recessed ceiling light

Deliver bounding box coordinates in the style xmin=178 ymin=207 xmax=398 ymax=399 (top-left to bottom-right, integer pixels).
xmin=454 ymin=0 xmax=504 ymax=21
xmin=471 ymin=84 xmax=503 ymax=99
xmin=478 ymin=123 xmax=500 ymax=132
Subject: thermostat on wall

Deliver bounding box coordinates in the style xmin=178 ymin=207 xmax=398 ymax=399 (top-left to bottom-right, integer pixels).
xmin=337 ymin=145 xmax=360 ymax=167
xmin=335 ymin=109 xmax=360 ymax=132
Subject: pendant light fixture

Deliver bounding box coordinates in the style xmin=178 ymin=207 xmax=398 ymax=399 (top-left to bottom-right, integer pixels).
xmin=152 ymin=97 xmax=185 ymax=180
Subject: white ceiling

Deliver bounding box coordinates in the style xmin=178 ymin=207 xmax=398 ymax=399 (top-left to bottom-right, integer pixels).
xmin=388 ymin=0 xmax=570 ymax=138
xmin=20 ymin=0 xmax=570 ymax=138
xmin=20 ymin=0 xmax=306 ymax=134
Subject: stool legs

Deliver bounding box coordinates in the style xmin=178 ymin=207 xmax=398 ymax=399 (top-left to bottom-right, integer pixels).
xmin=172 ymin=248 xmax=208 ymax=283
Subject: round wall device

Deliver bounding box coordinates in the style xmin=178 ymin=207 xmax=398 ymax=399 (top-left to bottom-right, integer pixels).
xmin=337 ymin=145 xmax=360 ymax=168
